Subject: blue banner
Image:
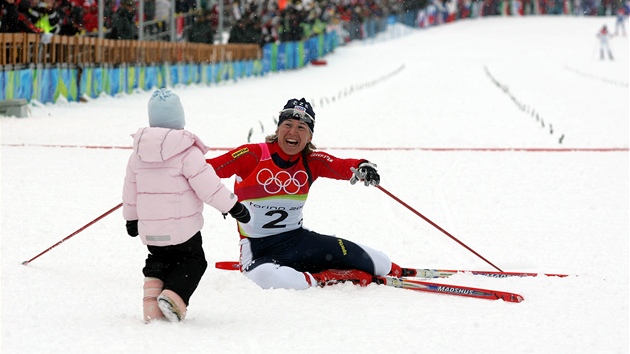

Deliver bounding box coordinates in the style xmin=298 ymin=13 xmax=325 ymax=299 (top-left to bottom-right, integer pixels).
xmin=277 ymin=43 xmax=286 ymax=71
xmin=145 ymin=66 xmax=157 ymax=90
xmin=192 ymin=64 xmax=201 ymax=84
xmin=233 ymin=61 xmax=243 ymax=81
xmin=39 ymin=68 xmax=54 ymax=103
xmin=0 ymin=71 xmax=5 ymax=100
xmin=128 ymin=65 xmax=139 ymax=93
xmin=248 ymin=60 xmax=254 ymax=77
xmin=262 ymin=44 xmax=272 ymax=74
xmin=109 ymin=67 xmax=120 ymax=96
xmin=285 ymin=42 xmax=295 ymax=69
xmin=93 ymin=67 xmax=103 ymax=97
xmin=60 ymin=67 xmax=76 ymax=101
xmin=169 ymin=65 xmax=178 ymax=86
xmin=305 ymin=37 xmax=316 ymax=63
xmin=16 ymin=69 xmax=33 ymax=101
xmin=49 ymin=68 xmax=59 ymax=102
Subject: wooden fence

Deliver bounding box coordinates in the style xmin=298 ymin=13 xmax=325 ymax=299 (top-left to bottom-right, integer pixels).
xmin=0 ymin=31 xmax=338 ymax=105
xmin=1 ymin=33 xmax=262 ymax=67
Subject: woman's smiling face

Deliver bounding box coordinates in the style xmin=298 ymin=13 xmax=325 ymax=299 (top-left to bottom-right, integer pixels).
xmin=276 ymin=119 xmax=312 ymax=156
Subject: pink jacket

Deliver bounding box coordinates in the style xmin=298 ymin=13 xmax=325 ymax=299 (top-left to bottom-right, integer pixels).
xmin=122 ymin=127 xmax=237 ymax=246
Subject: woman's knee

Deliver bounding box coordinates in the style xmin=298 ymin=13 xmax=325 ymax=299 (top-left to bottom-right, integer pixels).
xmin=244 ymin=263 xmax=311 ymax=290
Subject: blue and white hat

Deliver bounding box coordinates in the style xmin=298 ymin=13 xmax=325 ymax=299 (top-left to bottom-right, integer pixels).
xmin=278 ymin=98 xmax=316 ymax=133
xmin=148 ymin=89 xmax=185 ymax=130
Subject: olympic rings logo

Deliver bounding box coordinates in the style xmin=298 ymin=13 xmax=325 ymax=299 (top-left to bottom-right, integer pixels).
xmin=256 ymin=168 xmax=308 ymax=194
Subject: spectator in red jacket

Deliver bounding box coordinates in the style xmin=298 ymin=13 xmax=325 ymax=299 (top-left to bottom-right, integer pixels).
xmin=81 ymin=3 xmax=97 ymax=33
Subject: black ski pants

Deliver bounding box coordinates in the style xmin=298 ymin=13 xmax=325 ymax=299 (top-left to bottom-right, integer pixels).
xmin=143 ymin=232 xmax=207 ymax=306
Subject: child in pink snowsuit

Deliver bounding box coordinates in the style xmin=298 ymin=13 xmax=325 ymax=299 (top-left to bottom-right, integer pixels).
xmin=122 ymin=89 xmax=250 ymax=323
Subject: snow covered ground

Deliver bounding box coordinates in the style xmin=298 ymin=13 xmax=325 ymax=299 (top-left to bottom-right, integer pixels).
xmin=1 ymin=16 xmax=628 ymax=354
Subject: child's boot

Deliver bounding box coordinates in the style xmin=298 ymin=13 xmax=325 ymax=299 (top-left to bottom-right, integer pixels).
xmin=157 ymin=289 xmax=187 ymax=322
xmin=143 ymin=277 xmax=165 ymax=322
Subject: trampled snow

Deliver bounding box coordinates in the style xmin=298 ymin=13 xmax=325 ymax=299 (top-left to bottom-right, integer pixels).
xmin=1 ymin=16 xmax=628 ymax=353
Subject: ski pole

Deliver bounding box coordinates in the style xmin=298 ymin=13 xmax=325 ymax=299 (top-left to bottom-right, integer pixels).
xmin=22 ymin=203 xmax=123 ymax=266
xmin=376 ymin=185 xmax=503 ymax=272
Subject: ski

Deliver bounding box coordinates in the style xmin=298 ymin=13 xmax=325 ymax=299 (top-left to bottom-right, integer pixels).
xmin=214 ymin=261 xmax=524 ymax=302
xmin=216 ymin=261 xmax=568 ymax=279
xmin=375 ymin=276 xmax=524 ymax=303
xmin=401 ymin=268 xmax=568 ymax=279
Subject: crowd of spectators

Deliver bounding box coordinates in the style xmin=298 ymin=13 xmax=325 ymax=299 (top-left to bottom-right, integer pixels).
xmin=0 ymin=0 xmax=93 ymax=35
xmin=0 ymin=0 xmax=177 ymax=37
xmin=1 ymin=0 xmax=627 ymax=45
xmin=0 ymin=0 xmax=402 ymax=43
xmin=222 ymin=0 xmax=396 ymax=46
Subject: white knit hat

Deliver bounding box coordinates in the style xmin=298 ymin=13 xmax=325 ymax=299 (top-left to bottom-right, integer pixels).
xmin=148 ymin=89 xmax=185 ymax=129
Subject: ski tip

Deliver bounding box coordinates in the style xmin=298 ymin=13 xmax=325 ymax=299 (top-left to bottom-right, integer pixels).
xmin=547 ymin=273 xmax=570 ymax=278
xmin=21 ymin=261 xmax=29 ymax=266
xmin=502 ymin=293 xmax=524 ymax=303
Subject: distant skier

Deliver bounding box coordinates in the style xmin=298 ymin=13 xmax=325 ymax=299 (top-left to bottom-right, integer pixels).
xmin=597 ymin=25 xmax=614 ymax=60
xmin=614 ymin=6 xmax=627 ymax=36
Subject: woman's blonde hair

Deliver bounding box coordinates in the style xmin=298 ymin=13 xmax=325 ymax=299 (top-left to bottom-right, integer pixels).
xmin=265 ymin=134 xmax=316 ymax=154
